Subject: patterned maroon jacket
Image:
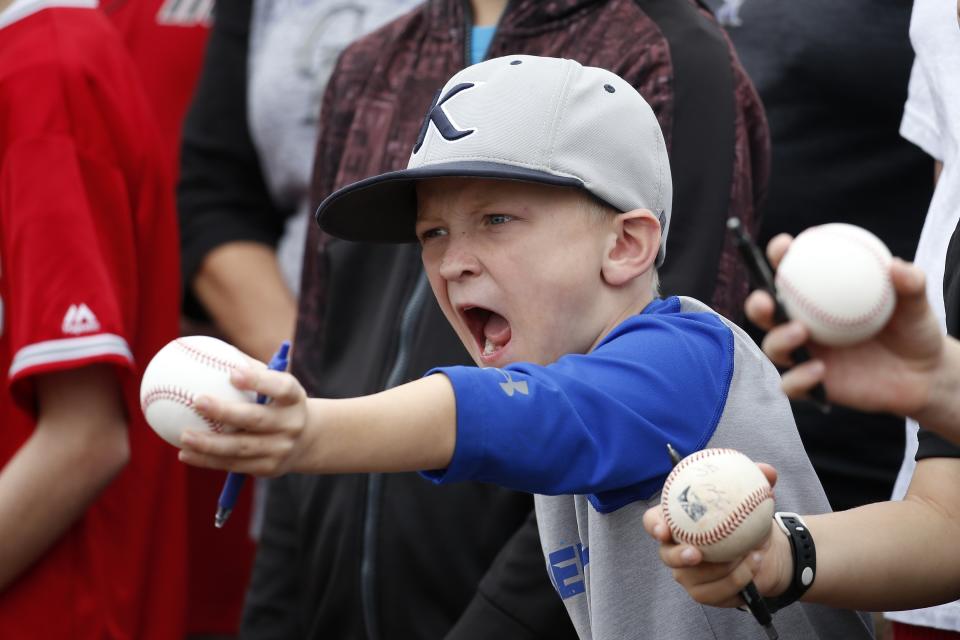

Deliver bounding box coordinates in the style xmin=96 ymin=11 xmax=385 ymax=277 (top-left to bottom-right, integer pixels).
xmin=247 ymin=2 xmax=770 ymax=639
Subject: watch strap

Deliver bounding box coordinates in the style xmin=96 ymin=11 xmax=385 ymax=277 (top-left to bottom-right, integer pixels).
xmin=764 ymin=511 xmax=816 ymax=614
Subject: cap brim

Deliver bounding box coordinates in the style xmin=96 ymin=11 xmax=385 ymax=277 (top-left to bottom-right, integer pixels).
xmin=316 ymin=161 xmax=586 ymax=243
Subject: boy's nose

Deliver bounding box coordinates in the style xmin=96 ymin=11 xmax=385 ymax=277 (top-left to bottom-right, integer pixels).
xmin=438 ymin=239 xmax=482 ymax=281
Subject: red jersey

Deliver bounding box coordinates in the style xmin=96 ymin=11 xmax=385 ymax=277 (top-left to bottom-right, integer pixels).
xmin=102 ymin=0 xmax=211 ymax=184
xmin=0 ymin=2 xmax=187 ymax=638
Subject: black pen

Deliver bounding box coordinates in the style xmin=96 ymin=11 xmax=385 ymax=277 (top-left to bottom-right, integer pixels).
xmin=667 ymin=444 xmax=779 ymax=640
xmin=726 ymin=218 xmax=830 ymax=413
xmin=215 ymin=341 xmax=291 ymax=528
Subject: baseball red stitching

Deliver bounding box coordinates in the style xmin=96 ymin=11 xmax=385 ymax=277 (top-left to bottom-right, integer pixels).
xmin=776 ymin=227 xmax=892 ymax=329
xmin=174 ymin=338 xmax=244 ymax=373
xmin=141 ymin=385 xmax=224 ymax=432
xmin=661 ymin=448 xmax=772 ymax=548
xmin=668 ymin=485 xmax=773 ymax=547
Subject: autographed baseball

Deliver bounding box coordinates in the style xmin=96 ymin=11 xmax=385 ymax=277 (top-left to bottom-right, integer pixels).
xmin=140 ymin=336 xmax=256 ymax=447
xmin=775 ymin=223 xmax=895 ymax=346
xmin=661 ymin=448 xmax=774 ymax=562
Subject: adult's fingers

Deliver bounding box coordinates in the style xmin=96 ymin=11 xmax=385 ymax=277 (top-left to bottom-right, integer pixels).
xmin=889 ymin=259 xmax=934 ymax=328
xmin=760 ymin=321 xmax=810 ymax=367
xmin=745 ymin=290 xmax=777 ymax=331
xmin=779 ymin=359 xmax=826 ymax=399
xmin=766 ymin=234 xmax=792 ymax=269
xmin=890 ymin=258 xmax=926 ymax=296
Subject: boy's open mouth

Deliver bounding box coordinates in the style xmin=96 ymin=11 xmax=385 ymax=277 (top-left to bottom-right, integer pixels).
xmin=461 ymin=306 xmax=512 ymax=358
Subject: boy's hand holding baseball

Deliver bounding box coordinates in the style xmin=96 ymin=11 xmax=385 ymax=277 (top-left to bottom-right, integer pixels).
xmin=179 ymin=366 xmax=311 ymax=477
xmin=642 ymin=464 xmax=792 ymax=608
xmin=748 ymin=233 xmax=947 ymax=421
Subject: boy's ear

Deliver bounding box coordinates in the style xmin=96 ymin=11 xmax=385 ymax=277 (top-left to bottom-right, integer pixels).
xmin=601 ymin=209 xmax=660 ymax=287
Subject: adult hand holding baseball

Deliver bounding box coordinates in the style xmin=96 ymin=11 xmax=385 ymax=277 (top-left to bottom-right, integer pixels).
xmin=643 ymin=460 xmax=792 ymax=608
xmin=747 ymin=230 xmax=944 ymax=418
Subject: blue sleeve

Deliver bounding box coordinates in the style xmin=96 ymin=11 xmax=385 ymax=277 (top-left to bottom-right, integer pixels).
xmin=421 ymin=306 xmax=735 ymax=512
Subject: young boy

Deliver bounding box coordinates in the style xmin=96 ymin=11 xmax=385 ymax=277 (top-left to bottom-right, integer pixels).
xmin=179 ymin=55 xmax=872 ymax=640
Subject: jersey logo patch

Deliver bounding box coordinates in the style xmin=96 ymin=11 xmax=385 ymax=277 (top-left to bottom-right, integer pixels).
xmin=495 ymin=369 xmax=528 ymax=397
xmin=62 ymin=304 xmax=101 ymax=335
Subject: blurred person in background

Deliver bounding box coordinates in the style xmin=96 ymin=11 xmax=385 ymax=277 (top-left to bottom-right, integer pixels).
xmin=702 ymin=0 xmax=932 ymax=513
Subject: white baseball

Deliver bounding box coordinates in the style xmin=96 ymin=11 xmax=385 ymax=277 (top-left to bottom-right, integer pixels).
xmin=775 ymin=223 xmax=895 ymax=347
xmin=139 ymin=336 xmax=257 ymax=447
xmin=661 ymin=448 xmax=774 ymax=562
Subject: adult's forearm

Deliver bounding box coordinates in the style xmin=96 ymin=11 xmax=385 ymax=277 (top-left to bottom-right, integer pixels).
xmin=194 ymin=242 xmax=296 ymax=362
xmin=0 ymin=366 xmax=129 ymax=591
xmin=801 ymin=457 xmax=960 ymax=611
xmin=913 ymin=336 xmax=960 ymax=445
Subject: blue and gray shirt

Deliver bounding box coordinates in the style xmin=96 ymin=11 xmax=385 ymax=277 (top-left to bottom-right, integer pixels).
xmin=425 ymin=297 xmax=873 ymax=640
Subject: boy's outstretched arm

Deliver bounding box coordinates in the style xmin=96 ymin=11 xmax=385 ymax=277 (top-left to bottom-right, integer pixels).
xmin=747 ymin=234 xmax=960 ymax=444
xmin=178 ymin=368 xmax=457 ymax=477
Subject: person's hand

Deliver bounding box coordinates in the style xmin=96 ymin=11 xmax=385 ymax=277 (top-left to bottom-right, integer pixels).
xmin=745 ymin=234 xmax=944 ymax=418
xmin=177 ymin=366 xmax=310 ymax=477
xmin=643 ymin=464 xmax=792 ymax=607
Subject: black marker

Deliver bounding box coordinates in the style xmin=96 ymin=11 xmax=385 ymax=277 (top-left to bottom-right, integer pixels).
xmin=726 ymin=218 xmax=830 ymax=413
xmin=666 ymin=444 xmax=779 ymax=640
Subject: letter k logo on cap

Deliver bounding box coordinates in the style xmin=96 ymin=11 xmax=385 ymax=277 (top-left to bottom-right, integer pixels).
xmin=413 ymin=82 xmax=477 ymax=153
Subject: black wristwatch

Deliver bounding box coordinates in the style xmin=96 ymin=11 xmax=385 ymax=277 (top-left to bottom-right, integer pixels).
xmin=764 ymin=512 xmax=816 ymax=614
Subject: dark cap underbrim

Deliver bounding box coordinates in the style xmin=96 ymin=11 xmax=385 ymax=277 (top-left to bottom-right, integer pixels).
xmin=315 ymin=161 xmax=587 ymax=243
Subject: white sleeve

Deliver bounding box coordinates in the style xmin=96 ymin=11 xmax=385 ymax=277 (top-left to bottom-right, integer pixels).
xmin=900 ymin=55 xmax=943 ymax=161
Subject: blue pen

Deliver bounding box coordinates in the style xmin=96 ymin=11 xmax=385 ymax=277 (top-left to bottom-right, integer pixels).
xmin=214 ymin=340 xmax=291 ymax=528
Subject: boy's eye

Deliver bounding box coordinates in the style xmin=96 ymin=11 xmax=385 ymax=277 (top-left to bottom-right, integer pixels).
xmin=486 ymin=214 xmax=513 ymax=226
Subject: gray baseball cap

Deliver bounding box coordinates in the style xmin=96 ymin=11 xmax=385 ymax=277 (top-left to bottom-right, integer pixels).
xmin=316 ymin=55 xmax=673 ymax=266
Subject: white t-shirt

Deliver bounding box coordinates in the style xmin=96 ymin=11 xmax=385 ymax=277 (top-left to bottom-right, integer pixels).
xmin=886 ymin=0 xmax=960 ymax=631
xmin=247 ymin=0 xmax=419 ymax=295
